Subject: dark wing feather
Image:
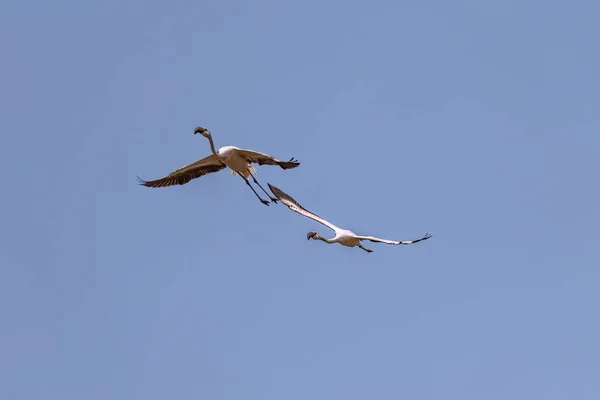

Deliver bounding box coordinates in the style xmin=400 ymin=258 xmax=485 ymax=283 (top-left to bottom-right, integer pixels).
xmin=237 ymin=149 xmax=300 ymax=170
xmin=256 ymin=156 xmax=300 ymax=169
xmin=137 ymin=155 xmax=226 ymax=188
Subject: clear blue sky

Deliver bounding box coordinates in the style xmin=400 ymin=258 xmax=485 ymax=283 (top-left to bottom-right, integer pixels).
xmin=1 ymin=0 xmax=599 ymax=398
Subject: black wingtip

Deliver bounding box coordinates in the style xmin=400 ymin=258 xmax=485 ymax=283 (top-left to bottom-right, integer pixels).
xmin=267 ymin=182 xmax=280 ymax=198
xmin=136 ymin=175 xmax=148 ymax=186
xmin=277 ymin=157 xmax=300 ymax=169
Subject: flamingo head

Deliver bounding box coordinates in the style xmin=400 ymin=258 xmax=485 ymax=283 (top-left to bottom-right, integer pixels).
xmin=194 ymin=127 xmax=211 ymax=137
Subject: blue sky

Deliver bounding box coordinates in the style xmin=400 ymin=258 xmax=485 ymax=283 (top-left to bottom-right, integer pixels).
xmin=1 ymin=0 xmax=599 ymax=398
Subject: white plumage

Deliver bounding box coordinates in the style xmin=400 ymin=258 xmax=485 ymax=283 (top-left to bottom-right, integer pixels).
xmin=268 ymin=183 xmax=432 ymax=253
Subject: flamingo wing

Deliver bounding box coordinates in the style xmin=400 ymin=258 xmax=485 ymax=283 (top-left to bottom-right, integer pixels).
xmin=268 ymin=183 xmax=339 ymax=232
xmin=236 ymin=149 xmax=300 ymax=170
xmin=137 ymin=154 xmax=226 ymax=188
xmin=356 ymin=233 xmax=432 ymax=245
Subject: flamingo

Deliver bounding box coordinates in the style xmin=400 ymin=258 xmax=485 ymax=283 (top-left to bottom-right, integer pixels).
xmin=137 ymin=127 xmax=300 ymax=205
xmin=268 ymin=183 xmax=432 ymax=253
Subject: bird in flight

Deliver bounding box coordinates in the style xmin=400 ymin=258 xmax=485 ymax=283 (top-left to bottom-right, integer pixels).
xmin=268 ymin=183 xmax=432 ymax=253
xmin=137 ymin=127 xmax=300 ymax=205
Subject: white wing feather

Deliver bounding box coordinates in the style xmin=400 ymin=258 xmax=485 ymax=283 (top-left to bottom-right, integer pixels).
xmin=356 ymin=233 xmax=432 ymax=245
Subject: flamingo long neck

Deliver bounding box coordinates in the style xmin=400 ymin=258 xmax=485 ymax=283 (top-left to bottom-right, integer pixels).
xmin=206 ymin=135 xmax=218 ymax=155
xmin=316 ymin=234 xmax=336 ymax=244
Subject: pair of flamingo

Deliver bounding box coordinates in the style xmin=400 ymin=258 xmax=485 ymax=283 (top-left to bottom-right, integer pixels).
xmin=138 ymin=127 xmax=431 ymax=253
